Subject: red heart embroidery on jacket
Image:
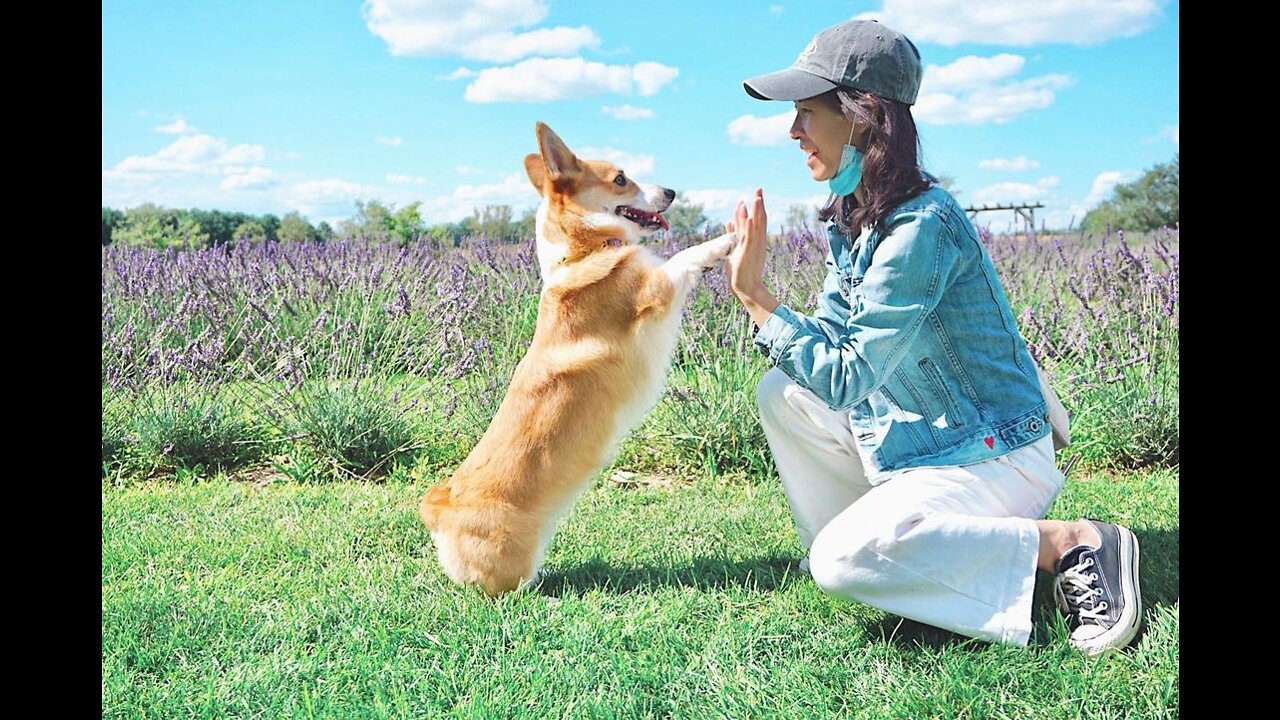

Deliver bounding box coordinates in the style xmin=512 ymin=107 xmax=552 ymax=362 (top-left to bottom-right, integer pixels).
xmin=984 ymin=436 xmax=995 ymax=449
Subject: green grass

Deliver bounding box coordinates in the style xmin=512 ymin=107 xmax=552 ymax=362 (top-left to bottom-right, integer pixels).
xmin=102 ymin=466 xmax=1178 ymax=718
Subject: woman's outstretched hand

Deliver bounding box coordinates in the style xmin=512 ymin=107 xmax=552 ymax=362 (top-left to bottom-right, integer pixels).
xmin=724 ymin=187 xmax=780 ymax=327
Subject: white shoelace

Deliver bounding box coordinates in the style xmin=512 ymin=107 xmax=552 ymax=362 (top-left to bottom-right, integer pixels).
xmin=1058 ymin=555 xmax=1108 ymax=622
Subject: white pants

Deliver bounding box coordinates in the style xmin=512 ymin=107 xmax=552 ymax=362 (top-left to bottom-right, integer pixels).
xmin=757 ymin=368 xmax=1066 ymax=646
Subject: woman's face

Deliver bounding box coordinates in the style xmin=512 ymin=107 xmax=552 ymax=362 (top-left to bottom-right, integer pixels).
xmin=790 ymin=96 xmax=870 ymax=182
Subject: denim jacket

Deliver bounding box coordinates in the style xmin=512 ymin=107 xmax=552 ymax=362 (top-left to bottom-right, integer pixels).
xmin=753 ymin=184 xmax=1051 ymax=484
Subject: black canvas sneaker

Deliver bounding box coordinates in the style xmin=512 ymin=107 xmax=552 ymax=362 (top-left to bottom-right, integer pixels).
xmin=1053 ymin=519 xmax=1143 ymax=656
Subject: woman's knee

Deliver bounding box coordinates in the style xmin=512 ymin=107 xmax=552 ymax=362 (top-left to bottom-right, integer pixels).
xmin=807 ymin=510 xmax=923 ymax=597
xmin=756 ymin=367 xmax=793 ymax=422
xmin=807 ymin=521 xmax=874 ymax=596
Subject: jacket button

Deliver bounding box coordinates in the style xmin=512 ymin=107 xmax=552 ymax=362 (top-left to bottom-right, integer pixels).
xmin=1028 ymin=418 xmax=1041 ymax=432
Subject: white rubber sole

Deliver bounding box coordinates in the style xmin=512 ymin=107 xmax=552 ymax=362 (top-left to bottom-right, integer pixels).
xmin=1074 ymin=525 xmax=1143 ymax=656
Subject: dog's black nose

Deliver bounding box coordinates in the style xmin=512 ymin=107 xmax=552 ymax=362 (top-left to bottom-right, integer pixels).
xmin=664 ymin=188 xmax=676 ymax=202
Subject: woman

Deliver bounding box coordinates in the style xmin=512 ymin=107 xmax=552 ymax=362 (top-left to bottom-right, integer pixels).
xmin=724 ymin=19 xmax=1141 ymax=655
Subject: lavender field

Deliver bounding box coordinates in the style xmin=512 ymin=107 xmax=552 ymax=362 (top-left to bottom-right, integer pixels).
xmin=100 ymin=225 xmax=1179 ymax=482
xmin=101 ymin=227 xmax=1180 ymax=716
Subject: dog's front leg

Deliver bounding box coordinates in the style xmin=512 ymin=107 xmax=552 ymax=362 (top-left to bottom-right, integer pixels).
xmin=636 ymin=233 xmax=736 ymax=321
xmin=660 ymin=232 xmax=737 ymax=296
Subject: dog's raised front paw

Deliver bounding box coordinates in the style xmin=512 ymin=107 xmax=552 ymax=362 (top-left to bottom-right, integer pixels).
xmin=696 ymin=232 xmax=738 ymax=267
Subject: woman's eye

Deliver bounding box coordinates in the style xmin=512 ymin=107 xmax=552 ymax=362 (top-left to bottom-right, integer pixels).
xmin=614 ymin=175 xmax=627 ymax=186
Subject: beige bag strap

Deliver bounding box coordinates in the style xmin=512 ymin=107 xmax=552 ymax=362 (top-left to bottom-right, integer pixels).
xmin=1034 ymin=361 xmax=1071 ymax=451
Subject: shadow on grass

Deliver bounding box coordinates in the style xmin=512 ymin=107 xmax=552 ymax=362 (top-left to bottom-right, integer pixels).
xmin=867 ymin=525 xmax=1179 ymax=653
xmin=536 ymin=526 xmax=1178 ymax=655
xmin=536 ymin=556 xmax=805 ymax=597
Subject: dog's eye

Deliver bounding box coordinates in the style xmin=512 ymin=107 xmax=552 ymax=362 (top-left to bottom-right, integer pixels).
xmin=613 ymin=174 xmax=627 ymax=187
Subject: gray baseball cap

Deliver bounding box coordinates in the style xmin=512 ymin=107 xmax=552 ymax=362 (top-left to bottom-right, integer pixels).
xmin=744 ymin=19 xmax=923 ymax=105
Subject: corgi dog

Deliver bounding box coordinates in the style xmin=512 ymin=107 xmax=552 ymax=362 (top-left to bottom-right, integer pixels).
xmin=418 ymin=122 xmax=737 ymax=595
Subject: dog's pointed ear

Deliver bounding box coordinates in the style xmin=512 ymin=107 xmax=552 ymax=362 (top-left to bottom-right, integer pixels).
xmin=519 ymin=151 xmax=545 ymax=194
xmin=524 ymin=153 xmax=547 ymax=196
xmin=535 ymin=122 xmax=580 ymax=180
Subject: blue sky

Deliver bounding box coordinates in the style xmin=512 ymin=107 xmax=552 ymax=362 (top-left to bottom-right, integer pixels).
xmin=102 ymin=0 xmax=1179 ymax=233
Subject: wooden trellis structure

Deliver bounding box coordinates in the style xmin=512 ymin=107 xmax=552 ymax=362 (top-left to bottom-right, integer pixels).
xmin=964 ymin=202 xmax=1045 ymax=234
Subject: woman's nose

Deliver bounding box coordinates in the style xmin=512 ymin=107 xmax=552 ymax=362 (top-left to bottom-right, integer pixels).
xmin=789 ymin=113 xmax=803 ymax=140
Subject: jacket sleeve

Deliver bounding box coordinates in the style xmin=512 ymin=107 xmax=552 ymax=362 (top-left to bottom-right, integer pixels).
xmin=752 ymin=209 xmax=962 ymax=410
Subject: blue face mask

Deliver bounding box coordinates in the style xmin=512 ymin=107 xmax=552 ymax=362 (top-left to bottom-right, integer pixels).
xmin=828 ymin=124 xmax=863 ymax=197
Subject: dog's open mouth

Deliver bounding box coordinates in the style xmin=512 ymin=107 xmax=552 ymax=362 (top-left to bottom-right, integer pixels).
xmin=615 ymin=205 xmax=669 ymax=231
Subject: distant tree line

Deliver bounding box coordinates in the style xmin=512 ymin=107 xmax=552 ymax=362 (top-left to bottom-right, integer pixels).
xmin=101 ymin=153 xmax=1176 ymax=249
xmin=101 ymin=197 xmax=724 ymax=250
xmin=1080 ymin=153 xmax=1178 ymax=233
xmin=101 ymin=204 xmax=334 ymax=249
xmin=102 ymin=201 xmax=552 ymax=250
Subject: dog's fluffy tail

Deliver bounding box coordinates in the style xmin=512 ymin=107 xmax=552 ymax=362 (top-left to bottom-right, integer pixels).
xmin=418 ymin=483 xmax=452 ymax=530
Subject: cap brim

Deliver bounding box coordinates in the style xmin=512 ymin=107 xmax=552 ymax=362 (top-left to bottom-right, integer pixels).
xmin=743 ymin=68 xmax=838 ymax=101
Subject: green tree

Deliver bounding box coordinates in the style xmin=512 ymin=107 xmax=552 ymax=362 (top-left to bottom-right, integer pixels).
xmin=471 ymin=204 xmax=514 ymax=241
xmin=114 ymin=204 xmax=209 ymax=250
xmin=187 ymin=209 xmax=248 ymax=247
xmin=114 ymin=204 xmax=171 ymax=249
xmin=390 ymin=202 xmax=425 ymax=246
xmin=102 ymin=207 xmax=125 ymax=245
xmin=173 ymin=216 xmax=210 ymax=249
xmin=279 ymin=211 xmax=320 ymax=243
xmin=1082 ymin=154 xmax=1178 ymax=233
xmin=514 ymin=208 xmax=537 ymax=240
xmin=664 ymin=199 xmax=707 ymax=237
xmin=233 ymin=220 xmax=267 ymax=245
xmin=260 ymin=214 xmax=281 ymax=243
xmin=353 ymin=199 xmax=395 ymax=241
xmin=317 ymin=221 xmax=335 ymax=242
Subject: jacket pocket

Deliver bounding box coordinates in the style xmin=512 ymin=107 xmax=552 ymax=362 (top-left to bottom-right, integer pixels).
xmin=918 ymin=357 xmax=966 ymax=429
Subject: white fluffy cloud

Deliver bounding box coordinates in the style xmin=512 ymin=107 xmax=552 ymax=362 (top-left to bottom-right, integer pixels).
xmin=112 ymin=134 xmax=267 ymax=176
xmin=602 ymin=104 xmax=654 ymax=120
xmin=979 ymin=155 xmax=1040 ymax=171
xmin=727 ymin=110 xmax=794 ymax=146
xmin=857 ymin=0 xmax=1167 ymax=46
xmin=915 ymin=55 xmax=1072 ymax=125
xmin=575 ymin=147 xmax=655 ymax=178
xmin=220 ymin=167 xmax=277 ymax=190
xmin=154 ymin=115 xmax=197 ymax=135
xmin=387 ymin=173 xmax=430 ymax=185
xmin=377 ymin=136 xmax=403 ymax=147
xmin=1082 ymin=170 xmax=1139 ymax=207
xmin=286 ymin=178 xmax=376 ymax=202
xmin=971 ymin=177 xmax=1061 ymax=206
xmin=463 ymin=57 xmax=679 ymax=103
xmin=362 ymin=0 xmax=599 ymax=62
xmin=923 ymin=54 xmax=1026 ymax=93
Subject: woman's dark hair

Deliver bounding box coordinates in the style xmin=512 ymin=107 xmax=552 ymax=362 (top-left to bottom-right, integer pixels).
xmin=815 ymin=87 xmax=930 ymax=235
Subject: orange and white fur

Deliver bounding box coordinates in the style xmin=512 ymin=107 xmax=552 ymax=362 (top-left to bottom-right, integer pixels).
xmin=418 ymin=122 xmax=736 ymax=595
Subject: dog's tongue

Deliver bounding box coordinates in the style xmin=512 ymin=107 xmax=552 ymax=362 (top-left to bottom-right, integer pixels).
xmin=656 ymin=212 xmax=669 ymax=231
